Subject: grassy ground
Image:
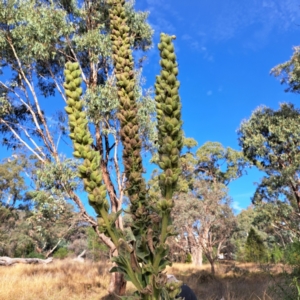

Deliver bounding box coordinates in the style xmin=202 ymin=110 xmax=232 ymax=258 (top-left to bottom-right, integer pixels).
xmin=167 ymin=262 xmax=295 ymax=300
xmin=0 ymin=260 xmax=296 ymax=300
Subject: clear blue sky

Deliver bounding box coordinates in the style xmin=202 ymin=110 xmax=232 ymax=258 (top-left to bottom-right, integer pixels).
xmin=135 ymin=0 xmax=300 ymax=212
xmin=1 ymin=1 xmax=300 ymax=214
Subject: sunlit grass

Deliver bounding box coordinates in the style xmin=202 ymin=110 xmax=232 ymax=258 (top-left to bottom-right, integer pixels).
xmin=0 ymin=259 xmax=111 ymax=300
xmin=167 ymin=262 xmax=293 ymax=300
xmin=0 ymin=260 xmax=295 ymax=300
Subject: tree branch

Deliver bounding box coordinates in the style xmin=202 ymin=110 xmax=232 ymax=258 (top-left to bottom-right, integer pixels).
xmin=0 ymin=120 xmax=45 ymax=162
xmin=6 ymin=36 xmax=58 ymax=161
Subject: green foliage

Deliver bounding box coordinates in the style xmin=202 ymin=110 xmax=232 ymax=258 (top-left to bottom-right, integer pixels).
xmin=0 ymin=0 xmax=71 ymax=63
xmin=238 ymin=103 xmax=300 ymax=211
xmin=195 ymin=142 xmax=248 ymax=185
xmin=0 ymin=0 xmax=153 ymax=151
xmin=86 ymin=227 xmax=109 ymax=261
xmin=232 ymin=204 xmax=297 ymax=263
xmin=183 ymin=137 xmax=198 ymax=151
xmin=253 ymin=201 xmax=298 ymax=247
xmin=290 ymin=277 xmax=300 ymax=300
xmin=0 ymin=156 xmax=28 ymax=206
xmin=53 ymin=247 xmax=69 ymax=259
xmin=25 ymin=156 xmax=81 ymax=229
xmin=285 ymin=242 xmax=300 ymax=266
xmin=13 ymin=235 xmax=35 ymax=258
xmin=136 ymin=84 xmax=158 ymax=153
xmin=269 ymin=245 xmax=284 ymax=264
xmin=269 ymin=273 xmax=300 ymax=300
xmin=0 ymin=154 xmax=82 ymax=259
xmin=84 ymin=83 xmax=119 ymax=125
xmin=124 ymin=0 xmax=153 ymax=50
xmin=202 ymin=254 xmax=209 ymax=264
xmin=26 ymin=251 xmax=45 ymax=259
xmin=175 ymin=141 xmax=248 ymax=195
xmin=245 ymin=228 xmax=268 ymax=263
xmin=185 ymin=253 xmax=192 ymax=264
xmin=35 ymin=156 xmax=80 ymax=192
xmin=271 ymin=46 xmax=300 ymax=93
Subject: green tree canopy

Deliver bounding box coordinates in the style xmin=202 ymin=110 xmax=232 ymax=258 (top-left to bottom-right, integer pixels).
xmin=245 ymin=227 xmax=268 ymax=263
xmin=271 ymin=46 xmax=300 ymax=93
xmin=178 ymin=141 xmax=248 ymax=194
xmin=232 ymin=204 xmax=292 ymax=262
xmin=238 ymin=103 xmax=300 ymax=212
xmin=0 ymin=155 xmax=27 ymax=207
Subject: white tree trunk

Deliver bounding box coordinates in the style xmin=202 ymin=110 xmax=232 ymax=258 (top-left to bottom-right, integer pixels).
xmin=191 ymin=246 xmax=203 ymax=266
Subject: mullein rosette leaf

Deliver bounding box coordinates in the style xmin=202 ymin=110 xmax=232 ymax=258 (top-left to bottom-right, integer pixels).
xmin=63 ymin=62 xmax=119 ymax=244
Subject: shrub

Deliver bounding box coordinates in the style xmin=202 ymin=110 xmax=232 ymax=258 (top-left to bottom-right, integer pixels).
xmin=53 ymin=248 xmax=69 ymax=259
xmin=269 ymin=246 xmax=284 ymax=264
xmin=86 ymin=227 xmax=109 ymax=261
xmin=285 ymin=241 xmax=300 ymax=266
xmin=185 ymin=253 xmax=192 ymax=264
xmin=245 ymin=228 xmax=268 ymax=262
xmin=26 ymin=251 xmax=45 ymax=259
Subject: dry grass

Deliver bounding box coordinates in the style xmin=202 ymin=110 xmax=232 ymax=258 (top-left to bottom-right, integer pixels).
xmin=167 ymin=262 xmax=295 ymax=300
xmin=0 ymin=260 xmax=296 ymax=300
xmin=0 ymin=259 xmax=112 ymax=300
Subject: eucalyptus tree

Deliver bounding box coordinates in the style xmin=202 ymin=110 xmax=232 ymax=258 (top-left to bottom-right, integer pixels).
xmin=238 ymin=103 xmax=300 ymax=213
xmin=173 ymin=179 xmax=236 ymax=274
xmin=232 ymin=205 xmax=289 ymax=262
xmin=253 ymin=201 xmax=298 ymax=247
xmin=0 ymin=155 xmax=32 ymax=256
xmin=0 ymin=154 xmax=81 ymax=258
xmin=271 ymin=46 xmax=300 ymax=93
xmin=169 ymin=141 xmax=245 ymax=270
xmin=0 ymin=155 xmax=27 ymax=207
xmin=0 ymin=0 xmax=153 ymax=294
xmin=181 ymin=141 xmax=247 ymax=189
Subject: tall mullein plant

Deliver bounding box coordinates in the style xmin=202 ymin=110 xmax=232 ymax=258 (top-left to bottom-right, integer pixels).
xmin=155 ymin=33 xmax=183 ymax=235
xmin=63 ymin=3 xmax=183 ymax=299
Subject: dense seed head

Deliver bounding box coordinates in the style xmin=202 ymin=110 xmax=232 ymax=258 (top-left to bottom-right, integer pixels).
xmin=155 ymin=33 xmax=183 ymax=198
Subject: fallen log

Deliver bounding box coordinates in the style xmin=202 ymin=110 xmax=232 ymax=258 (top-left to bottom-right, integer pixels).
xmin=0 ymin=256 xmax=53 ymax=266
